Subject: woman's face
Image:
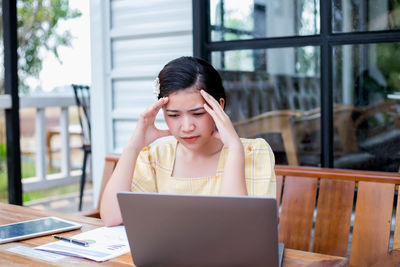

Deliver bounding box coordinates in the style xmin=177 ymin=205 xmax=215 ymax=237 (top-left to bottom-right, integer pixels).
xmin=163 ymin=88 xmax=223 ymax=149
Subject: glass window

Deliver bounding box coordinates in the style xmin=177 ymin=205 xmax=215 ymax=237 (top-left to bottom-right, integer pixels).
xmin=212 ymin=46 xmax=321 ymax=166
xmin=333 ymin=43 xmax=400 ymax=172
xmin=210 ymin=0 xmax=320 ymax=41
xmin=332 ymin=0 xmax=400 ymax=33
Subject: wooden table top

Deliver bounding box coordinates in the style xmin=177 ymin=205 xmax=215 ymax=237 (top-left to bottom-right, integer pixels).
xmin=0 ymin=203 xmax=348 ymax=266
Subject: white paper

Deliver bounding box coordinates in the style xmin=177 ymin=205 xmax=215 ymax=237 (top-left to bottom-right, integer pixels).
xmin=8 ymin=245 xmax=66 ymax=262
xmin=34 ymin=226 xmax=130 ymax=262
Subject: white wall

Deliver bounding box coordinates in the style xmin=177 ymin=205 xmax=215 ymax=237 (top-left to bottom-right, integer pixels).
xmin=90 ymin=0 xmax=193 ymax=207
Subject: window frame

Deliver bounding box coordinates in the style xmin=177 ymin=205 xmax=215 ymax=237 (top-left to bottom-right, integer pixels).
xmin=193 ymin=0 xmax=400 ymax=168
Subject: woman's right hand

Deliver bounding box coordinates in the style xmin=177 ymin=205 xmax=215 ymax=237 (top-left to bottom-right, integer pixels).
xmin=101 ymin=98 xmax=170 ymax=226
xmin=128 ymin=97 xmax=171 ymax=150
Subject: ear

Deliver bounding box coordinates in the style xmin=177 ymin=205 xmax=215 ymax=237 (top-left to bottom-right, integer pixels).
xmin=218 ymin=98 xmax=225 ymax=109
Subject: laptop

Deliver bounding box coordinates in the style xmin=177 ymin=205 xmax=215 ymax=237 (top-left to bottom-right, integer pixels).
xmin=118 ymin=192 xmax=282 ymax=267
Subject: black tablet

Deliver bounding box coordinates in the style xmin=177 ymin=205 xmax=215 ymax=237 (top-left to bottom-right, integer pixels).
xmin=0 ymin=216 xmax=82 ymax=244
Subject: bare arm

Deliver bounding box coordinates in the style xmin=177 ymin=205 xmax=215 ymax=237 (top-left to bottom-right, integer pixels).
xmin=100 ymin=97 xmax=170 ymax=226
xmin=100 ymin=142 xmax=141 ymax=226
xmin=219 ymin=143 xmax=246 ymax=195
xmin=201 ymin=90 xmax=247 ymax=195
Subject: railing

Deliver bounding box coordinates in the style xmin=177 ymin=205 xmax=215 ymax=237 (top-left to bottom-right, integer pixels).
xmin=0 ymin=94 xmax=89 ymax=192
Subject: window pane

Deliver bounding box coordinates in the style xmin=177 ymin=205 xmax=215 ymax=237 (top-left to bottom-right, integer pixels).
xmin=333 ymin=43 xmax=400 ymax=172
xmin=210 ymin=0 xmax=320 ymax=41
xmin=212 ymin=47 xmax=321 ymax=166
xmin=333 ymin=0 xmax=400 ymax=32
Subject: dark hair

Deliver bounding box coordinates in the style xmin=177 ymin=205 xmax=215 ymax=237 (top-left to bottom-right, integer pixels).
xmin=157 ymin=56 xmax=226 ymax=106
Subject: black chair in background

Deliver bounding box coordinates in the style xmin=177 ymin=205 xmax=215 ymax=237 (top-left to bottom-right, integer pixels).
xmin=72 ymin=84 xmax=91 ymax=211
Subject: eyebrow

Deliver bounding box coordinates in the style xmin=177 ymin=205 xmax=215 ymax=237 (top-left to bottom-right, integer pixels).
xmin=166 ymin=107 xmax=205 ymax=113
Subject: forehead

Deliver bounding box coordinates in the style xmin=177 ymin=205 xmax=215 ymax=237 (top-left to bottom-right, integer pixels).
xmin=165 ymin=89 xmax=205 ymax=111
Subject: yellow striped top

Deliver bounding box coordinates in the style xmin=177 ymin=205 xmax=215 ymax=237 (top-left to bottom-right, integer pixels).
xmin=131 ymin=138 xmax=276 ymax=197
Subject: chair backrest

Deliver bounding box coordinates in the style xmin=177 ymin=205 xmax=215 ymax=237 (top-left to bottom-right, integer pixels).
xmin=234 ymin=110 xmax=303 ymax=166
xmin=72 ymin=84 xmax=91 ymax=144
xmin=275 ymin=165 xmax=400 ymax=267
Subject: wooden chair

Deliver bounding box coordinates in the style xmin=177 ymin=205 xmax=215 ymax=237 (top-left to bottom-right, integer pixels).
xmin=335 ymin=100 xmax=400 ymax=171
xmin=353 ymin=99 xmax=400 ymax=129
xmin=234 ymin=110 xmax=303 ymax=165
xmin=46 ymin=124 xmax=82 ymax=170
xmin=292 ymin=104 xmax=360 ymax=153
xmin=234 ymin=105 xmax=360 ymax=166
xmin=72 ymin=84 xmax=92 ymax=211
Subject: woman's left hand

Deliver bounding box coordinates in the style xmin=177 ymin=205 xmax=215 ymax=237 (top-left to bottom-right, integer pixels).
xmin=200 ymin=90 xmax=242 ymax=148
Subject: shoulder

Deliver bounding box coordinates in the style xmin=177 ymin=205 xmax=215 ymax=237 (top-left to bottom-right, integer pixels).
xmin=136 ymin=138 xmax=176 ymax=166
xmin=240 ymin=138 xmax=271 ymax=152
xmin=240 ymin=138 xmax=275 ymax=165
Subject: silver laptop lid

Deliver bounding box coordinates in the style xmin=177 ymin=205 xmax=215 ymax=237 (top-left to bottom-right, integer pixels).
xmin=118 ymin=192 xmax=279 ymax=267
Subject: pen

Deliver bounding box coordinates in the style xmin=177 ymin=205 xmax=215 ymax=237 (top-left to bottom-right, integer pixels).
xmin=53 ymin=235 xmax=89 ymax=247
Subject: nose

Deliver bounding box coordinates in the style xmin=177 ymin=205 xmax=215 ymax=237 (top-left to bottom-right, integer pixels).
xmin=181 ymin=115 xmax=195 ymax=132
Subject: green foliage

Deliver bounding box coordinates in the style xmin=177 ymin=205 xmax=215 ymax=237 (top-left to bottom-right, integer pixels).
xmin=0 ymin=0 xmax=82 ymax=94
xmin=0 ymin=157 xmax=80 ymax=203
xmin=388 ymin=0 xmax=400 ymax=29
xmin=0 ymin=170 xmax=7 ymax=203
xmin=376 ymin=0 xmax=400 ymax=91
xmin=0 ymin=144 xmax=6 ymax=202
xmin=377 ymin=43 xmax=400 ymax=91
xmin=23 ymin=183 xmax=80 ymax=203
xmin=0 ymin=143 xmax=6 ymax=173
xmin=0 ymin=143 xmax=6 ymax=161
xmin=21 ymin=160 xmax=36 ymax=178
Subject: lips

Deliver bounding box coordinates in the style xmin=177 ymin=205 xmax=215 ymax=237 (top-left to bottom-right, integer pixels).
xmin=181 ymin=136 xmax=199 ymax=143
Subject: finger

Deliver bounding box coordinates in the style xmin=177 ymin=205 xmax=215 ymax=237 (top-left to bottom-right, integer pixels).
xmin=203 ymin=102 xmax=218 ymax=119
xmin=200 ymin=90 xmax=225 ymax=118
xmin=200 ymin=90 xmax=220 ymax=108
xmin=203 ymin=103 xmax=226 ymax=135
xmin=203 ymin=102 xmax=227 ymax=127
xmin=200 ymin=91 xmax=221 ymax=114
xmin=143 ymin=97 xmax=168 ymax=118
xmin=200 ymin=90 xmax=221 ymax=109
xmin=151 ymin=97 xmax=168 ymax=115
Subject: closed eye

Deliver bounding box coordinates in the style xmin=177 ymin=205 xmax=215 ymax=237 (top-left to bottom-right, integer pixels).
xmin=193 ymin=112 xmax=205 ymax=116
xmin=167 ymin=114 xmax=179 ymax=118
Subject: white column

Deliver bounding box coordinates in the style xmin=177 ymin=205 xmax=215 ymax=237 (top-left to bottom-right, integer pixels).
xmin=60 ymin=107 xmax=71 ymax=176
xmin=90 ymin=0 xmax=110 ymax=208
xmin=342 ymin=0 xmax=353 ymax=104
xmin=35 ymin=108 xmax=46 ymax=181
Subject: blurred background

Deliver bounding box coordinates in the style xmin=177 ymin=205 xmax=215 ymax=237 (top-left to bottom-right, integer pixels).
xmin=0 ymin=0 xmax=399 ymax=212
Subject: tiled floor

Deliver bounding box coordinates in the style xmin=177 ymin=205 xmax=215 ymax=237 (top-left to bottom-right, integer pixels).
xmin=25 ymin=190 xmax=94 ymax=214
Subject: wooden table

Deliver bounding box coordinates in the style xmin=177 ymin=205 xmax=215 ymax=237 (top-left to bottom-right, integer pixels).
xmin=0 ymin=203 xmax=348 ymax=266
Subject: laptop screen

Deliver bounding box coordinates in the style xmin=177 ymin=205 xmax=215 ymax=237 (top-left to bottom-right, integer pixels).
xmin=118 ymin=192 xmax=280 ymax=267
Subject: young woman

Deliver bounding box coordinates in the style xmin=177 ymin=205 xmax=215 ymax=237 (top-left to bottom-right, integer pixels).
xmin=100 ymin=56 xmax=276 ymax=226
